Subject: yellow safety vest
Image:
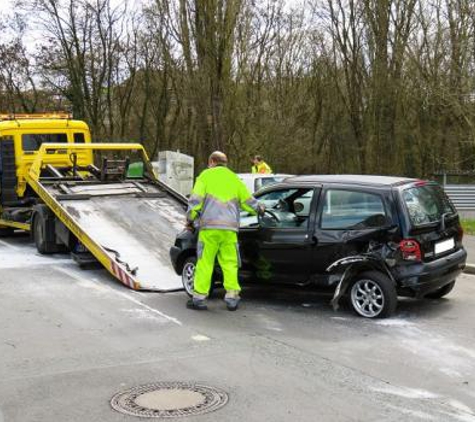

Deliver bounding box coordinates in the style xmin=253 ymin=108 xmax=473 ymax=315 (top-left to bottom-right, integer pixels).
xmin=251 ymin=161 xmax=272 ymax=174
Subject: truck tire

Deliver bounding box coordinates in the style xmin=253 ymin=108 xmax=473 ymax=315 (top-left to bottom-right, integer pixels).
xmin=349 ymin=271 xmax=397 ymax=318
xmin=425 ymin=280 xmax=455 ymax=299
xmin=33 ymin=206 xmax=58 ymax=254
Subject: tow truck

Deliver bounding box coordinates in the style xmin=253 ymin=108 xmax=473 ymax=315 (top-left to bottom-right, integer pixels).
xmin=0 ymin=113 xmax=187 ymax=291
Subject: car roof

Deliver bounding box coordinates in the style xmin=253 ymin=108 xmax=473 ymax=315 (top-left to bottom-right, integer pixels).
xmin=279 ymin=174 xmax=418 ymax=187
xmin=237 ymin=173 xmax=292 ymax=179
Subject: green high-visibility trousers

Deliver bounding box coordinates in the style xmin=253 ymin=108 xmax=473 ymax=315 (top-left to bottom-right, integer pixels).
xmin=194 ymin=229 xmax=241 ymax=296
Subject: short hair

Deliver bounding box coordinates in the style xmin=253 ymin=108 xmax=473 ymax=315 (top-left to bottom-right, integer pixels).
xmin=209 ymin=151 xmax=228 ymax=166
xmin=254 ymin=155 xmax=262 ymax=161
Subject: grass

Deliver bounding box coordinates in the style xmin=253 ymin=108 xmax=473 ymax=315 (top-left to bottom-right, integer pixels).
xmin=461 ymin=219 xmax=475 ymax=236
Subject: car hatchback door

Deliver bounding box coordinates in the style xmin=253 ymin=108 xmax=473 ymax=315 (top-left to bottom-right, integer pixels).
xmin=239 ymin=186 xmax=320 ymax=283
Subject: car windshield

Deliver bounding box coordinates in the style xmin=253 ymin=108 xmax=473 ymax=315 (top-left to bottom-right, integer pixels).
xmin=402 ymin=184 xmax=456 ymax=226
xmin=255 ymin=177 xmax=282 ymax=191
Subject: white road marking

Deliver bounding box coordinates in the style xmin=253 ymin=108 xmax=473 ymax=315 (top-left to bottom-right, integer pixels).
xmin=55 ymin=267 xmax=183 ymax=326
xmin=192 ymin=334 xmax=210 ymax=342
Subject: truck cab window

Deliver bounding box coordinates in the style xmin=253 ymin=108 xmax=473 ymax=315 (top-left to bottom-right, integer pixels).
xmin=74 ymin=133 xmax=85 ymax=143
xmin=22 ymin=133 xmax=68 ymax=152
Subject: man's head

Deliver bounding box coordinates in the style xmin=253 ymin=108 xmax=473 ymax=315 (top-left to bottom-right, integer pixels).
xmin=252 ymin=155 xmax=263 ymax=165
xmin=208 ymin=151 xmax=228 ymax=168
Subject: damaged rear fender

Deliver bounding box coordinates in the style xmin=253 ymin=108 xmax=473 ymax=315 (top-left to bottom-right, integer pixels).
xmin=326 ymin=256 xmax=395 ymax=311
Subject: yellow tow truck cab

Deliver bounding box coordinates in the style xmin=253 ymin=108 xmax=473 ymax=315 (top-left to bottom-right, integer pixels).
xmin=0 ymin=113 xmax=93 ymax=200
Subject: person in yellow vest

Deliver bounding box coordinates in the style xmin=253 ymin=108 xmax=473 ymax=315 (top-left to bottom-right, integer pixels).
xmin=251 ymin=155 xmax=272 ymax=174
xmin=186 ymin=151 xmax=264 ymax=311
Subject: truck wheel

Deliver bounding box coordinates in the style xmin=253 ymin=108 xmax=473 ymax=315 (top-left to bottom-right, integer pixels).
xmin=181 ymin=256 xmax=215 ymax=298
xmin=33 ymin=210 xmax=58 ymax=254
xmin=349 ymin=271 xmax=397 ymax=318
xmin=0 ymin=227 xmax=14 ymax=238
xmin=425 ymin=281 xmax=455 ymax=299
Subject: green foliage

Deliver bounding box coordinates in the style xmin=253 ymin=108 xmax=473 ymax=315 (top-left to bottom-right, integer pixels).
xmin=1 ymin=0 xmax=475 ymax=177
xmin=461 ymin=219 xmax=475 ymax=236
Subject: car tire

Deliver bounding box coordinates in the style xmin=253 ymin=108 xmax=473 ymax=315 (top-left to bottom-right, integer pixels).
xmin=181 ymin=256 xmax=215 ymax=298
xmin=425 ymin=280 xmax=455 ymax=299
xmin=349 ymin=271 xmax=397 ymax=318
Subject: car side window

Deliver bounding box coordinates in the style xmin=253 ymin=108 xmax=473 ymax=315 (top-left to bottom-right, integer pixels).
xmin=260 ymin=188 xmax=314 ymax=228
xmin=320 ymin=189 xmax=388 ymax=230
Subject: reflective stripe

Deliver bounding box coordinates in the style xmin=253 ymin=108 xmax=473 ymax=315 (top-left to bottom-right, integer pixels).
xmin=187 ymin=193 xmax=204 ymax=222
xmin=197 ymin=241 xmax=204 ymax=259
xmin=245 ymin=196 xmax=259 ymax=211
xmin=198 ymin=195 xmax=240 ymax=231
xmin=188 ymin=194 xmax=203 ymax=207
xmin=235 ymin=243 xmax=241 ymax=268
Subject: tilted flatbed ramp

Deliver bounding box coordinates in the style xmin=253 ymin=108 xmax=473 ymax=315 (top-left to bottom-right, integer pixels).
xmin=26 ymin=143 xmax=188 ymax=291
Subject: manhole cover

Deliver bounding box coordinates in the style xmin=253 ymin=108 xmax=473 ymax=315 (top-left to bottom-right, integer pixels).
xmin=110 ymin=382 xmax=229 ymax=418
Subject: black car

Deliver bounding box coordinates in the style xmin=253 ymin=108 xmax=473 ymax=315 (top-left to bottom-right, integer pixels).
xmin=170 ymin=175 xmax=466 ymax=318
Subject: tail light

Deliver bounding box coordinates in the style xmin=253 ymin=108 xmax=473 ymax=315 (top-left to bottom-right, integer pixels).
xmin=399 ymin=239 xmax=422 ymax=262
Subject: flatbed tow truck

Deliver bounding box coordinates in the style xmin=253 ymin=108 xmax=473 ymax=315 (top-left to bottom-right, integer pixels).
xmin=0 ymin=113 xmax=187 ymax=291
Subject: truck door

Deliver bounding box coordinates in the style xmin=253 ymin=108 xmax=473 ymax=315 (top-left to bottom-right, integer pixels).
xmin=239 ymin=186 xmax=321 ymax=284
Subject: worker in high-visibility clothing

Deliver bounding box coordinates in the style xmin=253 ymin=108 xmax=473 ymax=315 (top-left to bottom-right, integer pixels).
xmin=251 ymin=155 xmax=272 ymax=174
xmin=187 ymin=151 xmax=264 ymax=311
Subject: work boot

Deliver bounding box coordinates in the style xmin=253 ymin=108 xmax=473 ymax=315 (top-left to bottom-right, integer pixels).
xmin=225 ymin=297 xmax=240 ymax=311
xmin=186 ymin=297 xmax=208 ymax=311
xmin=224 ymin=290 xmax=241 ymax=311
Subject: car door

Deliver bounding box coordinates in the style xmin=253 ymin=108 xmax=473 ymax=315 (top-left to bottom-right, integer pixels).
xmin=239 ymin=186 xmax=320 ymax=284
xmin=312 ymin=187 xmax=392 ymax=280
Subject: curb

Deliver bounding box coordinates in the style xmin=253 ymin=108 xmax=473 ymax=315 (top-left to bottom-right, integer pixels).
xmin=463 ymin=264 xmax=475 ymax=275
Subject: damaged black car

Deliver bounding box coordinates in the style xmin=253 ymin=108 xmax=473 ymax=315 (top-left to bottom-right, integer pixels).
xmin=170 ymin=175 xmax=467 ymax=318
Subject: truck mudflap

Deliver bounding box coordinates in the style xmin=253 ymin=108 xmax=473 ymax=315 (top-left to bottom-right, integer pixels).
xmin=326 ymin=241 xmax=399 ymax=310
xmin=26 ymin=143 xmax=188 ymax=292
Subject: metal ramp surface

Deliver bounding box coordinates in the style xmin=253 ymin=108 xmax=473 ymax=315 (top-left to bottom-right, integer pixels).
xmin=42 ymin=181 xmax=187 ymax=291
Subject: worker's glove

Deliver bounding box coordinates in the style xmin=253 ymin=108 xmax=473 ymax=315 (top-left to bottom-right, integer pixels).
xmin=257 ymin=203 xmax=266 ymax=216
xmin=185 ymin=221 xmax=195 ymax=232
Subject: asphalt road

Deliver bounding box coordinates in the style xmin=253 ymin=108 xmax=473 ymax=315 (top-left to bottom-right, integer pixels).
xmin=1 ymin=234 xmax=475 ymax=422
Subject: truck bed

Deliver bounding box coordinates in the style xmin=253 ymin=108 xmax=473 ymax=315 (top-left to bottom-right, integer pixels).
xmin=44 ymin=181 xmax=186 ymax=291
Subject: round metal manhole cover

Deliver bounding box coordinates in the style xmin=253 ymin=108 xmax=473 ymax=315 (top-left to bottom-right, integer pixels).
xmin=110 ymin=382 xmax=229 ymax=418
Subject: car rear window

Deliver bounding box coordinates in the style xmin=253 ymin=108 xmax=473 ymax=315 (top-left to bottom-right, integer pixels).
xmin=402 ymin=184 xmax=456 ymax=226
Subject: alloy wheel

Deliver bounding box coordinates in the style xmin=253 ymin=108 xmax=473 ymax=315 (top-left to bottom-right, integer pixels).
xmin=350 ymin=279 xmax=385 ymax=318
xmin=182 ymin=261 xmax=195 ymax=296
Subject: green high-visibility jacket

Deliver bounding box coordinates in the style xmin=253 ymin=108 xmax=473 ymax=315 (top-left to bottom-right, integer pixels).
xmin=187 ymin=166 xmax=260 ymax=231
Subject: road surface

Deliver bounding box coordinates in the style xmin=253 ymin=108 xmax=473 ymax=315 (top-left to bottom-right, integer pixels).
xmin=1 ymin=234 xmax=474 ymax=421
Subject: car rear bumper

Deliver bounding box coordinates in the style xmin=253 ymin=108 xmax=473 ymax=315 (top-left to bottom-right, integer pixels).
xmin=169 ymin=246 xmax=182 ymax=275
xmin=394 ymin=247 xmax=467 ymax=298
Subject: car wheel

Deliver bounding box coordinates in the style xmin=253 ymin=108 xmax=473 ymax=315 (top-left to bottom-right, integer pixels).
xmin=425 ymin=281 xmax=455 ymax=299
xmin=349 ymin=271 xmax=397 ymax=318
xmin=182 ymin=256 xmax=196 ymax=297
xmin=181 ymin=256 xmax=215 ymax=298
